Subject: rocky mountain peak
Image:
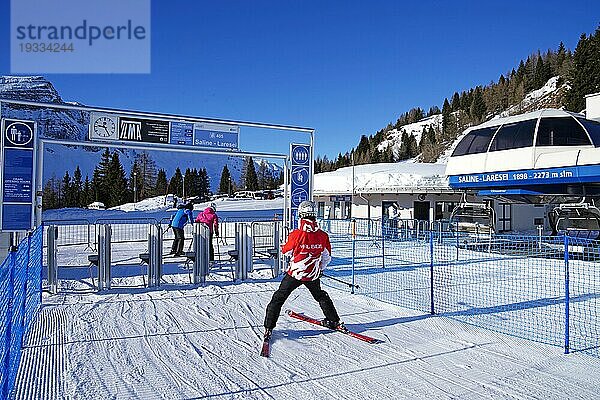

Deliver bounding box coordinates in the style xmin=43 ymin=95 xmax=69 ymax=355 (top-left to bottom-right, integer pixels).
xmin=0 ymin=76 xmax=62 ymax=103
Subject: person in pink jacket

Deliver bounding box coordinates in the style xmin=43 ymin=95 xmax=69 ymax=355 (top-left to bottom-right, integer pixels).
xmin=195 ymin=202 xmax=220 ymax=261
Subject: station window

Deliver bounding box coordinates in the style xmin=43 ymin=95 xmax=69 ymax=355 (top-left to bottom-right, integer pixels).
xmin=536 ymin=117 xmax=590 ymax=146
xmin=333 ymin=201 xmax=341 ymax=219
xmin=489 ymin=119 xmax=536 ymax=151
xmin=576 ymin=117 xmax=600 ymax=146
xmin=317 ymin=201 xmax=325 ymax=218
xmin=451 ymin=126 xmax=497 ymax=156
xmin=344 ymin=201 xmax=352 ymax=219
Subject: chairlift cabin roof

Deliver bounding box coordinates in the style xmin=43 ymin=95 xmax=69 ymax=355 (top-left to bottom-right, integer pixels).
xmin=446 ymin=108 xmax=600 ymax=197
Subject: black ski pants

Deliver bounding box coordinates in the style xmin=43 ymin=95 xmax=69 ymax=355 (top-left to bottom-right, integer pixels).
xmin=264 ymin=274 xmax=340 ymax=330
xmin=171 ymin=227 xmax=185 ymax=254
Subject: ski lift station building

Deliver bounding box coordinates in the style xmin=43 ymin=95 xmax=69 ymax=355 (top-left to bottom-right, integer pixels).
xmin=315 ymin=93 xmax=600 ymax=233
xmin=312 ymin=162 xmax=547 ymax=233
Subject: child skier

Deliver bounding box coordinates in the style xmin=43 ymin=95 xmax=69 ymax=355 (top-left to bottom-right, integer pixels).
xmin=263 ymin=200 xmax=344 ymax=338
xmin=195 ymin=202 xmax=220 ymax=261
xmin=169 ymin=202 xmax=194 ymax=256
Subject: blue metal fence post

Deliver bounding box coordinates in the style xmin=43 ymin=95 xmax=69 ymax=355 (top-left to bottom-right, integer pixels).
xmin=430 ymin=231 xmax=435 ymax=315
xmin=20 ymin=234 xmax=32 ymax=346
xmin=39 ymin=225 xmax=44 ymax=306
xmin=351 ymin=219 xmax=356 ymax=294
xmin=381 ymin=222 xmax=386 ymax=269
xmin=564 ymin=235 xmax=570 ymax=354
xmin=455 ymin=224 xmax=459 ymax=261
xmin=2 ymin=245 xmax=17 ymax=398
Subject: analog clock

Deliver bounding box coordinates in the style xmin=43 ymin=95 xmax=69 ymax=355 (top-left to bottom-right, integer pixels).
xmin=93 ymin=116 xmax=116 ymax=137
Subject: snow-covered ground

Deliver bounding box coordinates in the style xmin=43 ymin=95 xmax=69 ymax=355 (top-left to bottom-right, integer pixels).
xmin=14 ymin=201 xmax=600 ymax=399
xmin=14 ymin=255 xmax=600 ymax=399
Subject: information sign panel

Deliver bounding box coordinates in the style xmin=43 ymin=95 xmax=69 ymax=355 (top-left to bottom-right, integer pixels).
xmin=193 ymin=122 xmax=239 ymax=149
xmin=119 ymin=117 xmax=170 ymax=143
xmin=1 ymin=119 xmax=36 ymax=231
xmin=170 ymin=121 xmax=194 ymax=145
xmin=290 ymin=143 xmax=311 ymax=229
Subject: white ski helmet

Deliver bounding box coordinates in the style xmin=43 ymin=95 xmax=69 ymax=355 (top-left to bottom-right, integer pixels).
xmin=298 ymin=200 xmax=316 ymax=218
xmin=209 ymin=202 xmax=217 ymax=211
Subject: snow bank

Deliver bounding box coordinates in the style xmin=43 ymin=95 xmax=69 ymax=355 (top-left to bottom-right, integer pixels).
xmin=314 ymin=162 xmax=449 ymax=194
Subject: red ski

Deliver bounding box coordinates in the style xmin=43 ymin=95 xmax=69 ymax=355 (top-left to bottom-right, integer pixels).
xmin=285 ymin=309 xmax=381 ymax=344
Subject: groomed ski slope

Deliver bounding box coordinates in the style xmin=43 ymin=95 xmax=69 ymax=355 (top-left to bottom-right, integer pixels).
xmin=14 ymin=262 xmax=600 ymax=399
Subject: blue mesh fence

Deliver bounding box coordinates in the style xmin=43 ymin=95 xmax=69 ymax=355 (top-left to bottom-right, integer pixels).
xmin=433 ymin=234 xmax=567 ymax=348
xmin=0 ymin=226 xmax=44 ymax=399
xmin=567 ymin=237 xmax=600 ymax=354
xmin=320 ymin=218 xmax=600 ymax=356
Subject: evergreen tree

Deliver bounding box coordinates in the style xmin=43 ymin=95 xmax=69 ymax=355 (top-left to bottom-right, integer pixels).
xmin=61 ymin=171 xmax=73 ymax=207
xmin=371 ymin=148 xmax=381 ymax=163
xmin=189 ymin=168 xmax=201 ymax=198
xmin=442 ymin=98 xmax=456 ymax=140
xmin=106 ymin=152 xmax=128 ymax=207
xmin=567 ymin=28 xmax=600 ymax=112
xmin=133 ymin=151 xmax=158 ymax=200
xmin=169 ymin=168 xmax=184 ymax=197
xmin=218 ymin=165 xmax=233 ymax=195
xmin=257 ymin=161 xmax=268 ymax=189
xmin=72 ymin=166 xmax=83 ymax=207
xmin=244 ymin=157 xmax=258 ymax=191
xmin=42 ymin=177 xmax=60 ymax=210
xmin=451 ymin=92 xmax=461 ymax=111
xmin=155 ymin=169 xmax=168 ymax=197
xmin=427 ymin=105 xmax=441 ymax=116
xmin=198 ymin=168 xmax=210 ymax=200
xmin=92 ymin=148 xmax=112 ymax=203
xmin=183 ymin=168 xmax=194 ymax=199
xmin=470 ymin=87 xmax=487 ymax=122
xmin=83 ymin=175 xmax=93 ymax=207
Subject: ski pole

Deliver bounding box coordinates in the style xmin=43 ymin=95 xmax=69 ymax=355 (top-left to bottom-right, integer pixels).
xmin=321 ymin=273 xmax=359 ymax=289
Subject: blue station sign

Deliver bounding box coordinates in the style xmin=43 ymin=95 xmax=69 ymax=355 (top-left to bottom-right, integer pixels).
xmin=1 ymin=119 xmax=36 ymax=231
xmin=448 ymin=165 xmax=600 ymax=189
xmin=290 ymin=143 xmax=311 ymax=229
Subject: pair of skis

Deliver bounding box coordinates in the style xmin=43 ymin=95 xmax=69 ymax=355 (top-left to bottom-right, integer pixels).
xmin=260 ymin=309 xmax=381 ymax=357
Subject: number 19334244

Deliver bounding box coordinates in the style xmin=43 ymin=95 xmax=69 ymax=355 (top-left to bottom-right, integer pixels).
xmin=19 ymin=42 xmax=74 ymax=52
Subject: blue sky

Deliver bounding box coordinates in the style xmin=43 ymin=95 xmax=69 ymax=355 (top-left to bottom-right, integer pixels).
xmin=1 ymin=1 xmax=598 ymax=158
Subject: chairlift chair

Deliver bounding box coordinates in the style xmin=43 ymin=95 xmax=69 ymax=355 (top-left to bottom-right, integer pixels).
xmin=449 ymin=202 xmax=496 ymax=236
xmin=549 ymin=201 xmax=600 ymax=240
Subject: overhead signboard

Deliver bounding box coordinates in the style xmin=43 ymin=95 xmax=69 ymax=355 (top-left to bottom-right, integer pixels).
xmin=90 ymin=113 xmax=239 ymax=150
xmin=169 ymin=121 xmax=194 ymax=146
xmin=1 ymin=119 xmax=36 ymax=231
xmin=193 ymin=122 xmax=239 ymax=149
xmin=290 ymin=143 xmax=312 ymax=229
xmin=119 ymin=117 xmax=170 ymax=143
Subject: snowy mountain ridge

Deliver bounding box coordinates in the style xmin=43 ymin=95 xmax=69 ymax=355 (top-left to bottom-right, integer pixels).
xmin=376 ymin=114 xmax=443 ymax=157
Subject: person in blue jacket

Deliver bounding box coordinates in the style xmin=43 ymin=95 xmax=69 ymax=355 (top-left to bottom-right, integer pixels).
xmin=170 ymin=202 xmax=194 ymax=256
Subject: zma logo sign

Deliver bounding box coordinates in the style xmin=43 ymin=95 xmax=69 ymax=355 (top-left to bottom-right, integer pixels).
xmin=5 ymin=121 xmax=34 ymax=147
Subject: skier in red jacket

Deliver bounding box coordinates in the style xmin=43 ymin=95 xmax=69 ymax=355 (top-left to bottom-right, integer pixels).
xmin=263 ymin=200 xmax=343 ymax=337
